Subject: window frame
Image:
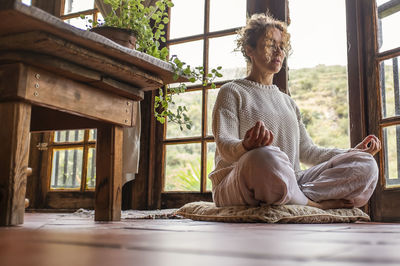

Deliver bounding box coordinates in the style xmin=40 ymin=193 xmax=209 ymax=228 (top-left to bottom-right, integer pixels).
xmin=347 ymin=0 xmax=400 ymax=221
xmin=47 ymin=130 xmax=96 ymax=192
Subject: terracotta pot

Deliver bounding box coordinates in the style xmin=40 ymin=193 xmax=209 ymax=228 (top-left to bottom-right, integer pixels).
xmin=90 ymin=26 xmax=137 ymax=49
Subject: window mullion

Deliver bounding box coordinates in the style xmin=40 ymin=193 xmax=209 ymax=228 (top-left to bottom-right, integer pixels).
xmin=200 ymin=0 xmax=210 ymax=193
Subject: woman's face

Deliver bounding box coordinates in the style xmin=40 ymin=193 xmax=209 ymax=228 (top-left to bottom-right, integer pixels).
xmin=246 ymin=27 xmax=285 ymax=75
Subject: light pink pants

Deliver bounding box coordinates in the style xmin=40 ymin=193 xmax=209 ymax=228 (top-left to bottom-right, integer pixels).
xmin=213 ymin=146 xmax=379 ymax=208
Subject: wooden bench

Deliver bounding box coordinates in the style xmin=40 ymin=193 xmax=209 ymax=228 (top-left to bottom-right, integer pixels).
xmin=0 ymin=1 xmax=178 ymax=226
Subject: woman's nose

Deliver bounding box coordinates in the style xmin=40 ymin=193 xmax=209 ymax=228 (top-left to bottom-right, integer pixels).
xmin=273 ymin=47 xmax=283 ymax=56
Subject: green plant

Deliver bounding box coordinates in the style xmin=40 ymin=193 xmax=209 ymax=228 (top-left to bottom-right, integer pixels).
xmin=102 ymin=0 xmax=171 ymax=60
xmin=155 ymin=55 xmax=222 ymax=130
xmin=167 ymin=158 xmax=214 ymax=191
xmin=83 ymin=0 xmax=223 ymax=130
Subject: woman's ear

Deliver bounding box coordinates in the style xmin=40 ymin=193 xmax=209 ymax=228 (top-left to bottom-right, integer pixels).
xmin=245 ymin=45 xmax=254 ymax=61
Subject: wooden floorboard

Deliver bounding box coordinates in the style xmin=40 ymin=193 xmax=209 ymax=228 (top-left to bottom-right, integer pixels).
xmin=1 ymin=212 xmax=400 ymax=265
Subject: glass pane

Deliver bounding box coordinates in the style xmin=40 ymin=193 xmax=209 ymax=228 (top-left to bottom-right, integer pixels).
xmin=288 ymin=0 xmax=347 ymax=69
xmin=169 ymin=40 xmax=204 ymax=69
xmin=377 ymin=0 xmax=392 ymax=5
xmin=164 ymin=143 xmax=201 ymax=191
xmin=207 ymin=88 xmax=219 ymax=136
xmin=206 ymin=142 xmax=216 ymax=191
xmin=65 ymin=15 xmax=92 ymax=30
xmin=169 ymin=0 xmax=204 ymax=39
xmin=54 ymin=130 xmax=84 ymax=143
xmin=96 ymin=12 xmax=104 ymax=26
xmin=209 ymin=35 xmax=247 ymax=82
xmin=64 ymin=0 xmax=95 ymax=15
xmin=166 ymin=90 xmax=202 ymax=138
xmin=168 ymin=40 xmax=204 ymax=87
xmin=86 ymin=147 xmax=96 ymax=189
xmin=288 ymin=0 xmax=349 ymax=149
xmin=377 ymin=7 xmax=400 ymax=52
xmin=210 ymin=0 xmax=246 ymax=32
xmin=380 ymin=57 xmax=400 ymax=118
xmin=383 ymin=125 xmax=400 ymax=187
xmin=50 ymin=148 xmax=83 ymax=190
xmin=290 ymin=65 xmax=350 ymax=148
xmin=89 ymin=129 xmax=97 ymax=141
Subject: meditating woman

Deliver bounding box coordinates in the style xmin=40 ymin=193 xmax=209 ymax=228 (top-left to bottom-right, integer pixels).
xmin=209 ymin=13 xmax=381 ymax=210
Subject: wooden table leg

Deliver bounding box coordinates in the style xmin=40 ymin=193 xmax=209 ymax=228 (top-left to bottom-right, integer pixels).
xmin=95 ymin=124 xmax=123 ymax=221
xmin=0 ymin=102 xmax=31 ymax=226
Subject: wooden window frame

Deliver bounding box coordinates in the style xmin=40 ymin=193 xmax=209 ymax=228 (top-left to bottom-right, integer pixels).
xmin=346 ymin=0 xmax=400 ymax=221
xmin=47 ymin=130 xmax=96 ymax=192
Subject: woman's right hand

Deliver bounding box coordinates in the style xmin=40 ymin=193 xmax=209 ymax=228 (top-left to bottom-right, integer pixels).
xmin=242 ymin=121 xmax=274 ymax=151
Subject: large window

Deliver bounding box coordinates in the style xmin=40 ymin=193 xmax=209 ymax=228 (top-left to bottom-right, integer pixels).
xmin=162 ymin=0 xmax=247 ymax=193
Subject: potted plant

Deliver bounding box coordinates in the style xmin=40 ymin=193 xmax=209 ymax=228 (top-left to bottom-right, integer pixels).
xmin=83 ymin=0 xmax=222 ymax=130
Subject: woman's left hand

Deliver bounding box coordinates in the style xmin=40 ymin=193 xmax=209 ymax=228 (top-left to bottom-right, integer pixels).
xmin=352 ymin=135 xmax=381 ymax=156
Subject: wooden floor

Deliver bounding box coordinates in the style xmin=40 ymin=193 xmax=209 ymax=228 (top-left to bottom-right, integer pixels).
xmin=1 ymin=212 xmax=400 ymax=266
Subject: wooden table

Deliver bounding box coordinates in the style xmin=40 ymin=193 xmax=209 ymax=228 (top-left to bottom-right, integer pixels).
xmin=0 ymin=1 xmax=178 ymax=226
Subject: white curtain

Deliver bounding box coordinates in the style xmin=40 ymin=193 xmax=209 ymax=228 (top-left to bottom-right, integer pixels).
xmin=122 ymin=102 xmax=141 ymax=185
xmin=94 ymin=0 xmax=158 ymax=185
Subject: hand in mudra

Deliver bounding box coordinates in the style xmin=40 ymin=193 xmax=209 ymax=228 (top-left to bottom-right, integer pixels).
xmin=242 ymin=121 xmax=274 ymax=151
xmin=352 ymin=135 xmax=381 ymax=156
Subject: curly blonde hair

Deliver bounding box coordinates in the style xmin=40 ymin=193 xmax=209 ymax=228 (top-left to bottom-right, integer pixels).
xmin=236 ymin=13 xmax=292 ymax=62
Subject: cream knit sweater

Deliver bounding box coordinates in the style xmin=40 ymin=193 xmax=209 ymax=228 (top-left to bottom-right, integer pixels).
xmin=209 ymin=79 xmax=348 ymax=188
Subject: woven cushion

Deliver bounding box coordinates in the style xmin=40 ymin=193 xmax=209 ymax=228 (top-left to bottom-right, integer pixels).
xmin=176 ymin=201 xmax=370 ymax=223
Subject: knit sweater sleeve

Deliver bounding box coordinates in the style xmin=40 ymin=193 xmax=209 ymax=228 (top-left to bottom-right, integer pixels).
xmin=294 ymin=101 xmax=348 ymax=165
xmin=212 ymin=84 xmax=247 ymax=163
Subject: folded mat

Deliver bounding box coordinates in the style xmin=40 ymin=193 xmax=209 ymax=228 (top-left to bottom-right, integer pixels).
xmin=177 ymin=201 xmax=370 ymax=223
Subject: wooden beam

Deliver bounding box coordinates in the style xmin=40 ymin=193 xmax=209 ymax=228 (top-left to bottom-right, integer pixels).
xmin=30 ymin=106 xmax=103 ymax=132
xmin=0 ymin=63 xmax=28 ymax=100
xmin=46 ymin=191 xmax=95 ymax=209
xmin=361 ymin=0 xmax=384 ymax=222
xmin=8 ymin=64 xmax=135 ymax=127
xmin=0 ymin=51 xmax=102 ymax=84
xmin=345 ymin=0 xmax=367 ymax=147
xmin=147 ymin=90 xmax=160 ymax=209
xmin=95 ymin=125 xmax=123 ymax=221
xmin=0 ymin=102 xmax=31 ymax=225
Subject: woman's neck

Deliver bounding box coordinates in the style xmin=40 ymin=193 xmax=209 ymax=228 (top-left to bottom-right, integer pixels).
xmin=246 ymin=70 xmax=274 ymax=85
